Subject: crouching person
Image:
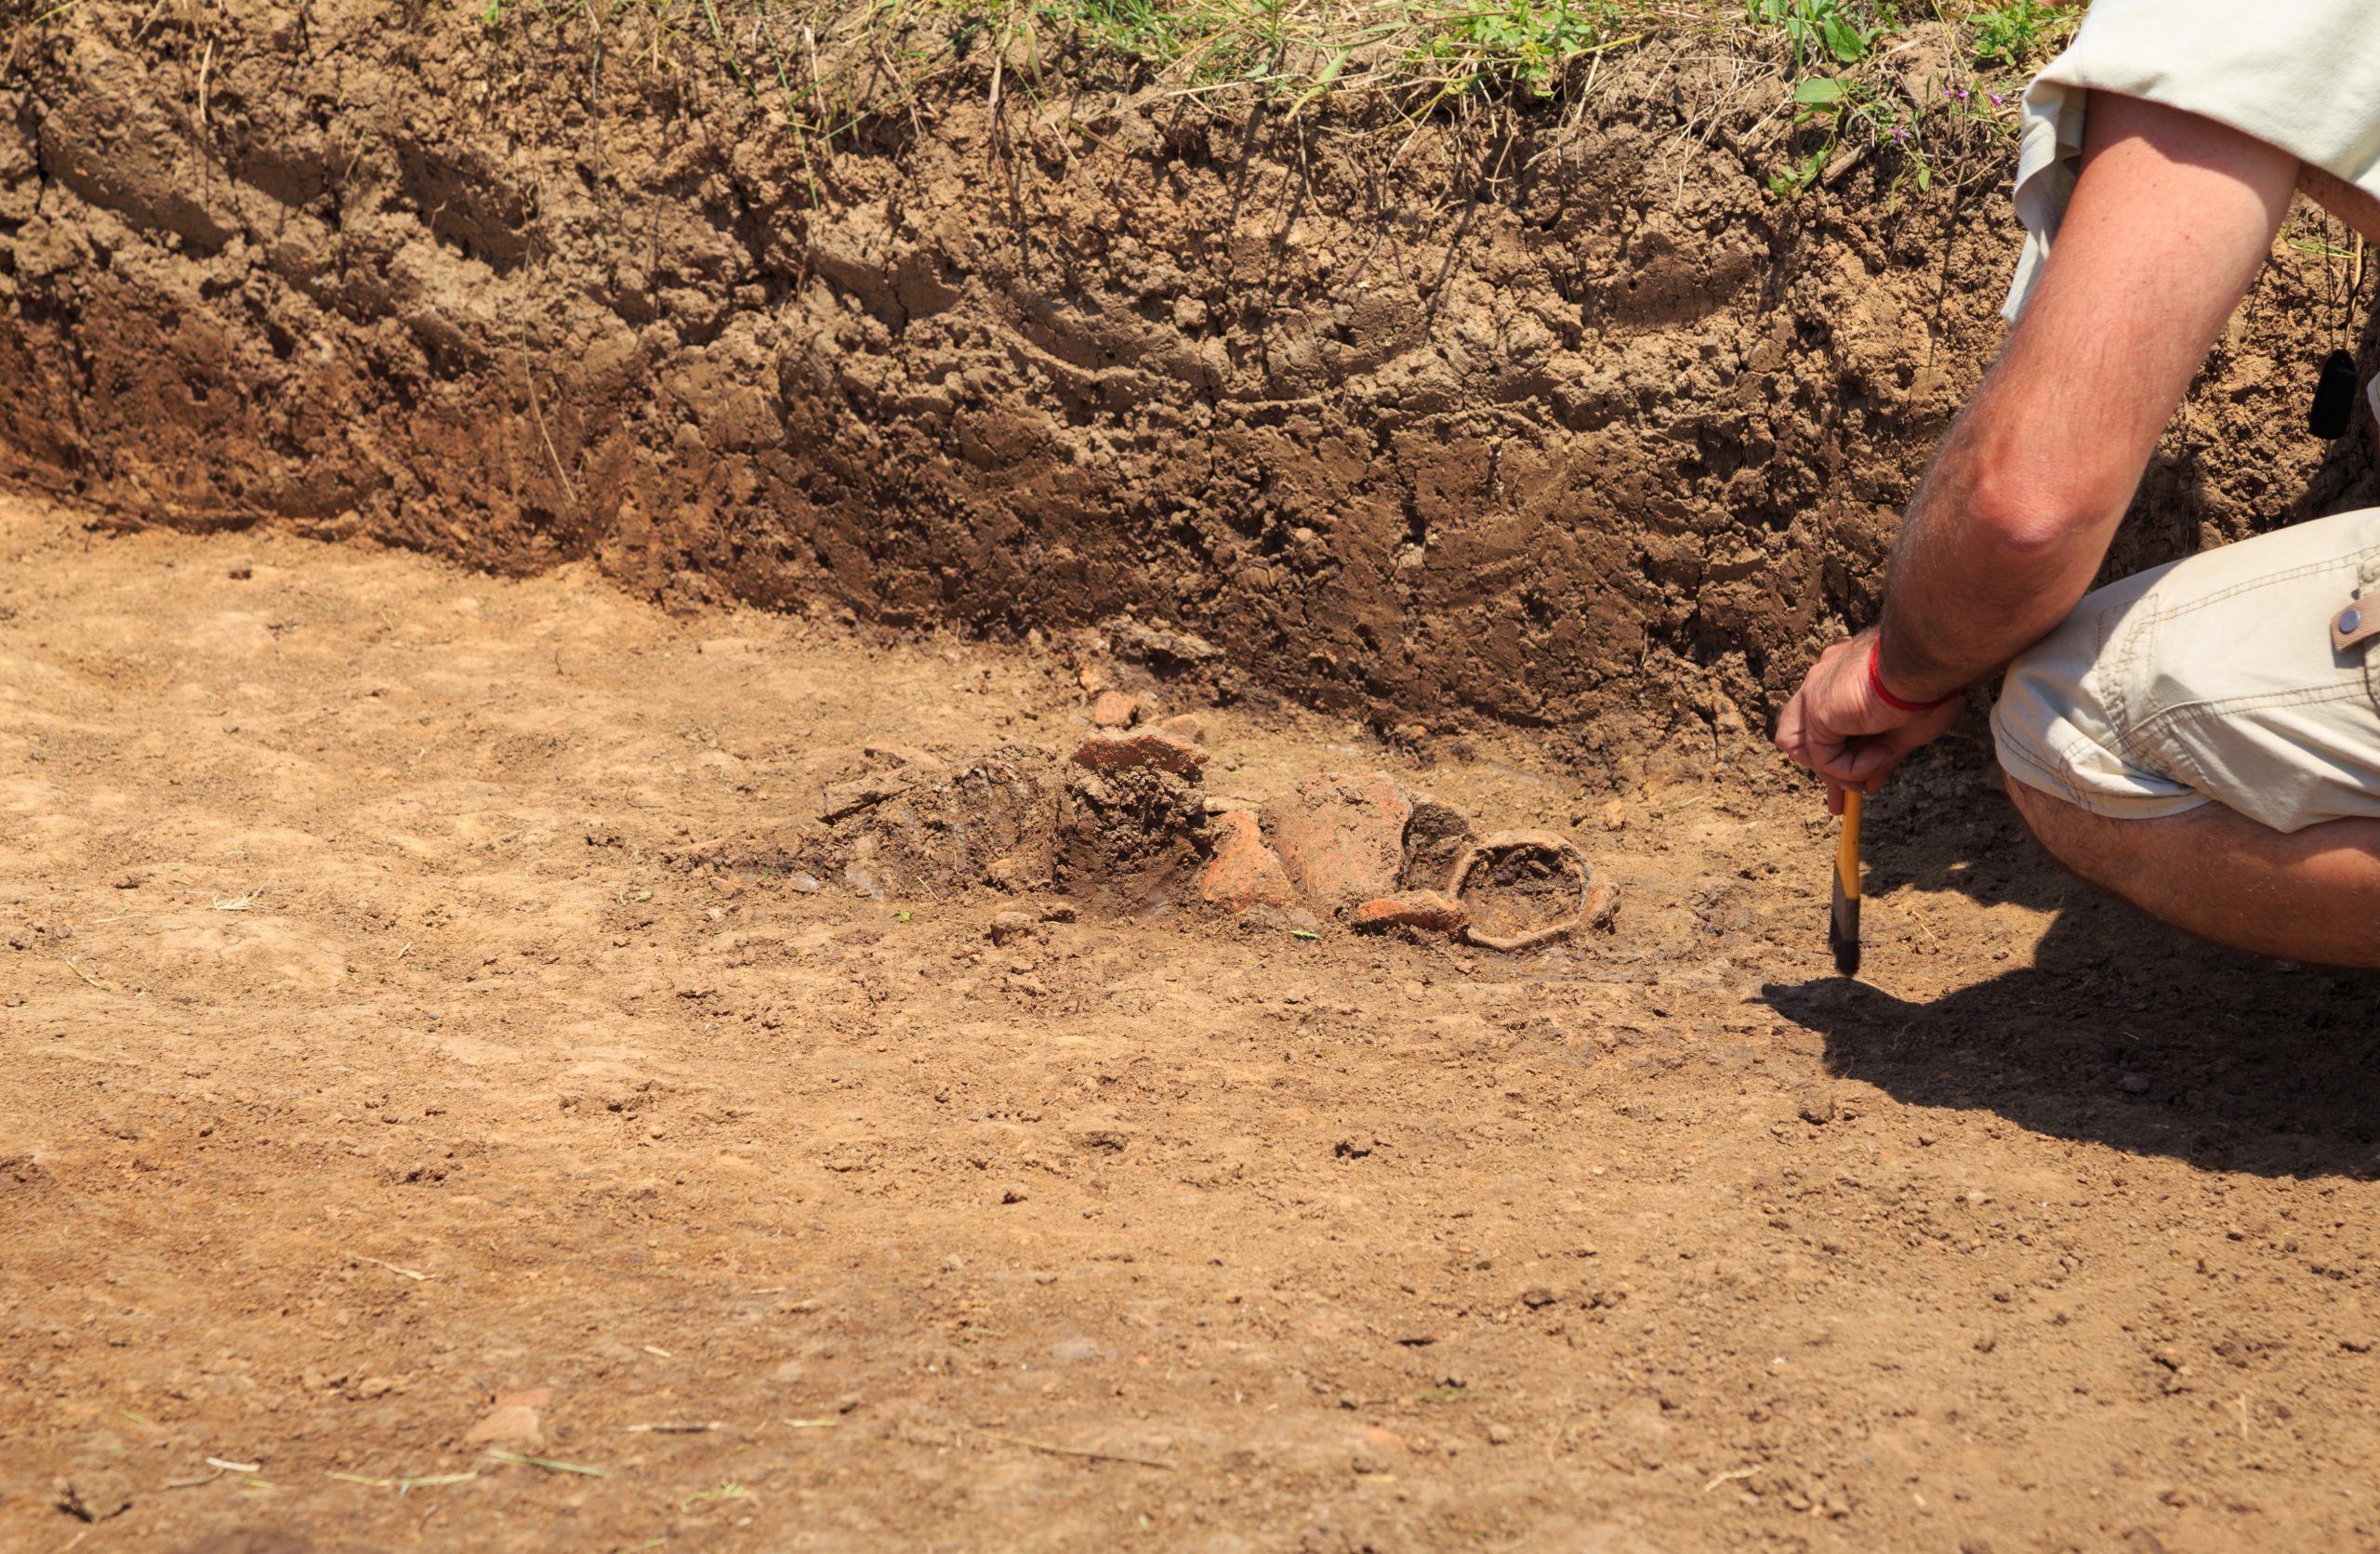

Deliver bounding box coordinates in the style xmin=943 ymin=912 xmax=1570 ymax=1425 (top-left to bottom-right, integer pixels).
xmin=1773 ymin=22 xmax=2380 ymax=966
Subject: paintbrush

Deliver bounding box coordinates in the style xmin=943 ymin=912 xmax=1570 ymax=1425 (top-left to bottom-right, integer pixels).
xmin=1830 ymin=789 xmax=1862 ymax=976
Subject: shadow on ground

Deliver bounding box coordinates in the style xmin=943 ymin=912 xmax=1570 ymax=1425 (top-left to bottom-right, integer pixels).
xmin=1763 ymin=774 xmax=2380 ymax=1180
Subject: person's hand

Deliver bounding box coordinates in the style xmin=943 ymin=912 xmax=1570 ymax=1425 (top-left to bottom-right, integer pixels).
xmin=1773 ymin=630 xmax=1965 ymax=813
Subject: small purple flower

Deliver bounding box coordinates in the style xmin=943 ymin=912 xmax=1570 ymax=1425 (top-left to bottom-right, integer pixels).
xmin=1990 ymin=92 xmax=2004 ymax=105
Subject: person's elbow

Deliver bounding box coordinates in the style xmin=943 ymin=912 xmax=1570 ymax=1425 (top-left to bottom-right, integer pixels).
xmin=1961 ymin=466 xmax=2124 ymax=573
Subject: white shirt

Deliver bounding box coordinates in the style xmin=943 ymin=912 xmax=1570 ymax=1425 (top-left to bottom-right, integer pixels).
xmin=2006 ymin=0 xmax=2380 ymax=320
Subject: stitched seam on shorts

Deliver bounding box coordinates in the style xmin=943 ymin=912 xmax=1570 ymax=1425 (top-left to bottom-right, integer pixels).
xmin=2128 ymin=684 xmax=2377 ymax=801
xmin=1994 ymin=722 xmax=2096 ymax=810
xmin=2110 ymin=570 xmax=2376 ymax=767
xmin=1996 ymin=705 xmax=2178 ymax=806
xmin=2106 ymin=606 xmax=2157 ymax=770
xmin=2140 ymin=681 xmax=2374 ymax=726
xmin=1997 ymin=727 xmax=2206 ymax=818
xmin=2132 ymin=552 xmax=2373 ymax=626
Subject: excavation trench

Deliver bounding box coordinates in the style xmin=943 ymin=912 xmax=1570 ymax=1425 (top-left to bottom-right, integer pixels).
xmin=2 ymin=6 xmax=2372 ymax=776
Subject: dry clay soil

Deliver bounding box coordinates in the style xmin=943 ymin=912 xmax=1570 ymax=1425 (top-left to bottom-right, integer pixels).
xmin=8 ymin=491 xmax=2380 ymax=1554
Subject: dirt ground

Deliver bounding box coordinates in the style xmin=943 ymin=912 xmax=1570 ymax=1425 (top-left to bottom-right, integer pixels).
xmin=18 ymin=13 xmax=2380 ymax=1552
xmin=6 ymin=492 xmax=2380 ymax=1554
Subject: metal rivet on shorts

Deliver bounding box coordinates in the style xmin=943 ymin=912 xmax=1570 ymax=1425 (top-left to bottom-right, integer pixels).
xmin=2343 ymin=607 xmax=2364 ymax=635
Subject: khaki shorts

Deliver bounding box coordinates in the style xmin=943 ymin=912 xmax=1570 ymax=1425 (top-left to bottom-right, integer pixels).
xmin=1992 ymin=507 xmax=2380 ymax=834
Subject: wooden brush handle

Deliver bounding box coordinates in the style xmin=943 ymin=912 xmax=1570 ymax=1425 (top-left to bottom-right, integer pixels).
xmin=1836 ymin=791 xmax=1862 ymax=902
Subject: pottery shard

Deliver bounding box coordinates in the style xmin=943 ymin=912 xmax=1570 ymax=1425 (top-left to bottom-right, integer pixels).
xmin=1351 ymin=889 xmax=1469 ymax=934
xmin=1198 ymin=810 xmax=1300 ymax=910
xmin=1072 ymin=730 xmax=1209 ymax=776
xmin=1263 ymin=772 xmax=1411 ymax=913
xmin=1090 ymin=691 xmax=1140 ymax=728
xmin=465 ymin=1403 xmax=545 ymax=1448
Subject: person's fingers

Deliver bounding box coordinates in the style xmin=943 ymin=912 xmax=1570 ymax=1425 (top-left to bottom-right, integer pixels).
xmin=1780 ymin=629 xmax=1904 ymax=792
xmin=1841 ymin=741 xmax=1897 ymax=784
xmin=1845 ymin=695 xmax=1966 ymax=792
xmin=1774 ymin=689 xmax=1807 ymax=764
xmin=1804 ymin=709 xmax=1878 ymax=787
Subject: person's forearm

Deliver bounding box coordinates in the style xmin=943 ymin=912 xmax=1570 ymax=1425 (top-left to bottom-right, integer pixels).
xmin=1867 ymin=94 xmax=2299 ymax=704
xmin=1872 ymin=368 xmax=2139 ymax=701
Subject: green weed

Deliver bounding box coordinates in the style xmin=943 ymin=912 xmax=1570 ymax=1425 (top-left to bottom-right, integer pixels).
xmin=1414 ymin=0 xmax=1624 ymax=100
xmin=1766 ymin=71 xmax=1957 ymax=204
xmin=1967 ymin=0 xmax=2069 ymax=72
xmin=1744 ymin=0 xmax=1873 ymax=69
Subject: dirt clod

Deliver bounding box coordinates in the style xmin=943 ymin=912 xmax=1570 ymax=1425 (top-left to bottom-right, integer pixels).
xmin=1090 ymin=691 xmax=1140 ymax=729
xmin=55 ymin=1471 xmax=132 ymax=1522
xmin=814 ymin=747 xmax=1062 ymax=898
xmin=1060 ymin=765 xmax=1207 ymax=903
xmin=819 ymin=773 xmax=917 ymax=823
xmin=1063 ymin=1108 xmax=1135 ymax=1152
xmin=1071 ymin=730 xmax=1209 ymax=776
xmin=1398 ymin=795 xmax=1476 ymax=892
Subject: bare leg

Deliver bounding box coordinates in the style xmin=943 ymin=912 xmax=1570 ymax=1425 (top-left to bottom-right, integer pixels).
xmin=2004 ymin=775 xmax=2380 ymax=968
xmin=2298 ymin=163 xmax=2380 ymax=247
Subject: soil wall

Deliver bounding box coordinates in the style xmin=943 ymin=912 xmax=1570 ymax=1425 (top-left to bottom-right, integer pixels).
xmin=3 ymin=5 xmax=2373 ymax=757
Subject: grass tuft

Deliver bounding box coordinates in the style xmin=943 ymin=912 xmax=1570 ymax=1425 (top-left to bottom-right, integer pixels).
xmin=11 ymin=0 xmax=2077 ymax=204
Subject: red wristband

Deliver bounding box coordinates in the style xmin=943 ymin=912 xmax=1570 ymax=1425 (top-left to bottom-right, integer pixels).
xmin=1868 ymin=638 xmax=1958 ymax=713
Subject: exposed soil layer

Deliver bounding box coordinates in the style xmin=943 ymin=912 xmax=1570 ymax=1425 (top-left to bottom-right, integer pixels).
xmin=9 ymin=494 xmax=2380 ymax=1554
xmin=6 ymin=7 xmax=2376 ymax=753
